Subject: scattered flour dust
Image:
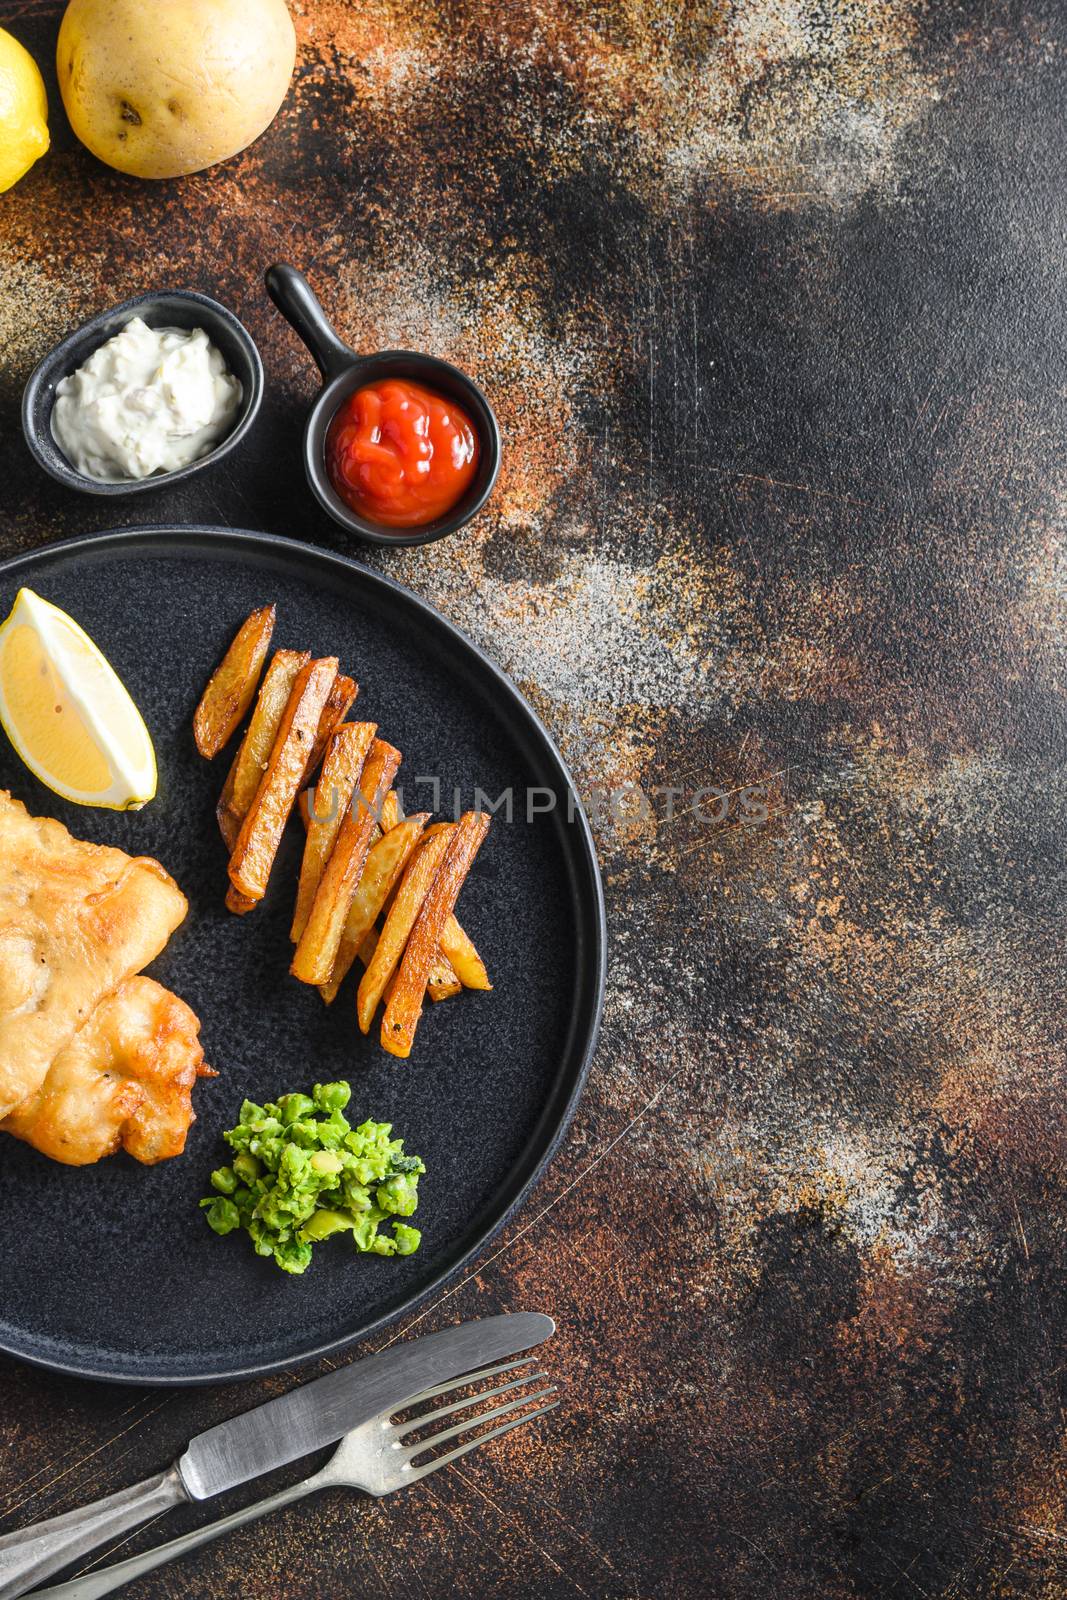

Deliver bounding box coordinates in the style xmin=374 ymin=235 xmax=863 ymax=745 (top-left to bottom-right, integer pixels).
xmin=491 ymin=0 xmax=937 ymax=205
xmin=0 ymin=248 xmax=80 ymax=383
xmin=300 ymin=0 xmax=938 ymax=207
xmin=430 ymin=554 xmax=714 ymax=711
xmin=707 ymin=1115 xmax=960 ymax=1289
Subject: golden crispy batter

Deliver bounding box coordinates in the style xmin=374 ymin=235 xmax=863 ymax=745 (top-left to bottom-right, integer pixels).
xmin=0 ymin=790 xmax=188 ymax=1119
xmin=2 ymin=976 xmax=211 ymax=1165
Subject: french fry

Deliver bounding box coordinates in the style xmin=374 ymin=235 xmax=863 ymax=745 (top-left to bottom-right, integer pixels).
xmin=356 ymin=826 xmax=455 ymax=1033
xmin=291 ymin=738 xmax=402 ymax=984
xmin=319 ymin=814 xmax=429 ymax=1003
xmin=226 ymin=884 xmax=256 ymax=915
xmin=427 ymin=949 xmax=462 ymax=1002
xmin=380 ymin=790 xmax=402 ymax=832
xmin=440 ymin=916 xmax=491 ymax=990
xmin=193 ymin=605 xmax=275 ymax=759
xmin=290 ymin=722 xmax=376 ymax=943
xmin=227 ymin=657 xmax=338 ymax=903
xmin=302 ymin=674 xmax=358 ymax=784
xmin=217 ymin=649 xmax=309 ymax=850
xmin=381 ymin=812 xmax=490 ymax=1057
xmin=375 ymin=822 xmax=448 ymax=923
xmin=378 ymin=798 xmax=487 ymax=987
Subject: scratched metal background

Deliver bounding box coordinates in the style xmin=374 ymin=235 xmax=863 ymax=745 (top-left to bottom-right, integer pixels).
xmin=1 ymin=1 xmax=1066 ymax=1595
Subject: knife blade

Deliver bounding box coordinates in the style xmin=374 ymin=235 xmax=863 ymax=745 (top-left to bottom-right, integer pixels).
xmin=177 ymin=1312 xmax=554 ymax=1500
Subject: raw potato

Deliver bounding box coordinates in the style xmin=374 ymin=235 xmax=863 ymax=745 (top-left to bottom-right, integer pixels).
xmin=193 ymin=605 xmax=274 ymax=759
xmin=217 ymin=648 xmax=308 ymax=850
xmin=381 ymin=812 xmax=490 ymax=1058
xmin=57 ymin=0 xmax=296 ymax=179
xmin=290 ymin=723 xmax=375 ymax=944
xmin=291 ymin=739 xmax=401 ymax=985
xmin=228 ymin=657 xmax=338 ymax=902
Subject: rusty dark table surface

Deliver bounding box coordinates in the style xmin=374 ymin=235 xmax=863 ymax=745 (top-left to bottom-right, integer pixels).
xmin=2 ymin=2 xmax=1066 ymax=1596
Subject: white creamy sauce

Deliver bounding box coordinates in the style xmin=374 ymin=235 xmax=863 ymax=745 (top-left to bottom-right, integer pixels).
xmin=51 ymin=317 xmax=243 ymax=482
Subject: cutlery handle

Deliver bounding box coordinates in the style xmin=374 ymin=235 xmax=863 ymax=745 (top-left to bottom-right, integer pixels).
xmin=0 ymin=1466 xmax=187 ymax=1600
xmin=265 ymin=263 xmax=356 ymax=382
xmin=29 ymin=1476 xmax=319 ymax=1600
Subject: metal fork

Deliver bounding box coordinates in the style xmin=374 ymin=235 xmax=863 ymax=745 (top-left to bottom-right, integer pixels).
xmin=32 ymin=1358 xmax=558 ymax=1599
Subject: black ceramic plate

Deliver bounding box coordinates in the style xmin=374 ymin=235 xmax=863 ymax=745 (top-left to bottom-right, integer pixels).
xmin=0 ymin=527 xmax=604 ymax=1385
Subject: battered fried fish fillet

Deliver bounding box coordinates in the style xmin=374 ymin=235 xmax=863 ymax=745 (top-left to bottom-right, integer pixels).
xmin=2 ymin=976 xmax=213 ymax=1165
xmin=0 ymin=791 xmax=188 ymax=1119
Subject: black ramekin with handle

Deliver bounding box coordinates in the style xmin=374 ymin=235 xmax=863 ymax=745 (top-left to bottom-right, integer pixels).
xmin=22 ymin=289 xmax=264 ymax=497
xmin=265 ymin=263 xmax=501 ymax=549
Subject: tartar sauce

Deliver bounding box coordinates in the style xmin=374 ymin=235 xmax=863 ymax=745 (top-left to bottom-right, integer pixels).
xmin=51 ymin=317 xmax=243 ymax=482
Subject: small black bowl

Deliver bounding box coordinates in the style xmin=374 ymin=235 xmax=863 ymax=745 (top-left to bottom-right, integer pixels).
xmin=265 ymin=263 xmax=501 ymax=548
xmin=22 ymin=289 xmax=264 ymax=497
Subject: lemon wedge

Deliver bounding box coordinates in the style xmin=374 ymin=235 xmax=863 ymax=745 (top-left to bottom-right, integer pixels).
xmin=0 ymin=588 xmax=156 ymax=810
xmin=0 ymin=28 xmax=49 ymax=194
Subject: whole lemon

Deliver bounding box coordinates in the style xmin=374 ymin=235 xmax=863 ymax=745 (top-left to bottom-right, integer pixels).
xmin=57 ymin=0 xmax=296 ymax=180
xmin=0 ymin=28 xmax=49 ymax=193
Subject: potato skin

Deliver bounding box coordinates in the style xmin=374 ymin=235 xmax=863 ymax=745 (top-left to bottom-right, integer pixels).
xmin=193 ymin=604 xmax=275 ymax=760
xmin=57 ymin=0 xmax=296 ymax=179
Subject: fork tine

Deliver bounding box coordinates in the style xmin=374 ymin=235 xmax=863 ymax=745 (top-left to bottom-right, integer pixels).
xmin=400 ymin=1355 xmax=540 ymax=1410
xmin=396 ymin=1370 xmax=550 ymax=1438
xmin=404 ymin=1387 xmax=558 ymax=1461
xmin=405 ymin=1398 xmax=560 ymax=1482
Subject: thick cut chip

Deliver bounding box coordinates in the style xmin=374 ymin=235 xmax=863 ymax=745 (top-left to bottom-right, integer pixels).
xmin=376 ymin=794 xmax=487 ymax=990
xmin=217 ymin=648 xmax=310 ymax=851
xmin=356 ymin=826 xmax=455 ymax=1033
xmin=0 ymin=790 xmax=188 ymax=1119
xmin=381 ymin=811 xmax=491 ymax=1058
xmin=228 ymin=657 xmax=338 ymax=903
xmin=319 ymin=813 xmax=429 ymax=1004
xmin=290 ymin=722 xmax=376 ymax=943
xmin=291 ymin=739 xmax=401 ymax=985
xmin=440 ymin=917 xmax=491 ymax=990
xmin=2 ymin=976 xmax=211 ymax=1165
xmin=379 ymin=789 xmax=402 ymax=832
xmin=427 ymin=949 xmax=462 ymax=1003
xmin=193 ymin=606 xmax=275 ymax=759
xmin=302 ymin=675 xmax=358 ymax=785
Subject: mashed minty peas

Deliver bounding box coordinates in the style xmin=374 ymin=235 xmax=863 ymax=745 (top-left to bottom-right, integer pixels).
xmin=200 ymin=1081 xmax=424 ymax=1274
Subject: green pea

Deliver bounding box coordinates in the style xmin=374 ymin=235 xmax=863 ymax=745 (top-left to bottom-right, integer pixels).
xmin=310 ymin=1150 xmax=343 ymax=1175
xmin=300 ymin=1209 xmax=355 ymax=1242
xmin=201 ymin=1197 xmax=240 ymax=1236
xmin=201 ymin=1086 xmax=423 ymax=1272
xmin=277 ymin=1092 xmax=316 ymax=1124
xmin=313 ymin=1081 xmax=352 ymax=1113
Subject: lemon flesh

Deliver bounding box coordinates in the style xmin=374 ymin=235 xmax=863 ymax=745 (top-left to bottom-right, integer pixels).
xmin=0 ymin=28 xmax=49 ymax=193
xmin=0 ymin=589 xmax=156 ymax=810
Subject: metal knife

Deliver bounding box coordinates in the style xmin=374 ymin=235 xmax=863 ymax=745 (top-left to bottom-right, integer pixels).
xmin=0 ymin=1312 xmax=554 ymax=1600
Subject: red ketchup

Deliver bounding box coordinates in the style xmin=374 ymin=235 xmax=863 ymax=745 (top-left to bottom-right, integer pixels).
xmin=325 ymin=379 xmax=480 ymax=528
